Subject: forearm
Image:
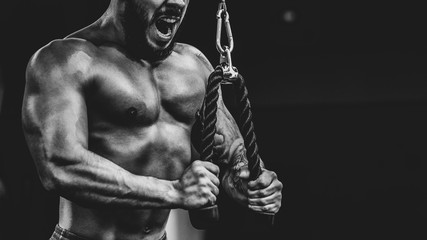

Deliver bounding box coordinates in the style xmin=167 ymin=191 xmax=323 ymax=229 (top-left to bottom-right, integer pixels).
xmin=37 ymin=147 xmax=180 ymax=210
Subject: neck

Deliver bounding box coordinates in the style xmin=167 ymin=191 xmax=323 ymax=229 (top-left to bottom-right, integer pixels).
xmin=96 ymin=0 xmax=126 ymax=45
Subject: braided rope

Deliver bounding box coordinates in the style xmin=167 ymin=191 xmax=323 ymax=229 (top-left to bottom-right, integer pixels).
xmin=198 ymin=67 xmax=261 ymax=180
xmin=200 ymin=67 xmax=224 ymax=162
xmin=234 ymin=74 xmax=262 ymax=180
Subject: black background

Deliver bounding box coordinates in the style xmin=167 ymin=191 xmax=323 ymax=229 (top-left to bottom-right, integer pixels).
xmin=1 ymin=0 xmax=427 ymax=239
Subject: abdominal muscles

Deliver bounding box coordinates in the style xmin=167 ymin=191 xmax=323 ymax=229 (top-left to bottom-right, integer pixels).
xmin=60 ymin=120 xmax=193 ymax=238
xmin=60 ymin=197 xmax=171 ymax=239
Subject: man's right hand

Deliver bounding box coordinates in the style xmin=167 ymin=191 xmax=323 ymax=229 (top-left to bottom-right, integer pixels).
xmin=174 ymin=160 xmax=220 ymax=209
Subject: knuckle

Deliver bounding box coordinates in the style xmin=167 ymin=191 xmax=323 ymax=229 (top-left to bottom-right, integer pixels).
xmin=216 ymin=179 xmax=220 ymax=187
xmin=197 ymin=170 xmax=206 ymax=178
xmin=271 ymin=171 xmax=278 ymax=179
xmin=259 ymin=189 xmax=267 ymax=197
xmin=212 ymin=181 xmax=219 ymax=190
xmin=261 ymin=177 xmax=270 ymax=186
xmin=214 ymin=187 xmax=219 ymax=196
xmin=260 ymin=198 xmax=268 ymax=206
xmin=252 ymin=190 xmax=262 ymax=197
xmin=200 ymin=187 xmax=210 ymax=196
xmin=260 ymin=206 xmax=270 ymax=212
xmin=213 ymin=164 xmax=220 ymax=174
xmin=193 ymin=160 xmax=202 ymax=166
xmin=191 ymin=165 xmax=200 ymax=173
xmin=214 ymin=174 xmax=220 ymax=183
xmin=267 ymin=205 xmax=276 ymax=213
xmin=198 ymin=178 xmax=208 ymax=187
xmin=276 ymin=181 xmax=284 ymax=190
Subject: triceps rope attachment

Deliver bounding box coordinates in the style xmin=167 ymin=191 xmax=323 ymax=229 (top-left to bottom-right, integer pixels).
xmin=188 ymin=0 xmax=275 ymax=230
xmin=197 ymin=0 xmax=262 ymax=180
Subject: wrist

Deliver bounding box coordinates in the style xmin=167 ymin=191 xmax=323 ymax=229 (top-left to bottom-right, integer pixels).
xmin=167 ymin=179 xmax=183 ymax=209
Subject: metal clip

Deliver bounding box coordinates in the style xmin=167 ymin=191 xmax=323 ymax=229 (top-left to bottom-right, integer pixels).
xmin=216 ymin=0 xmax=238 ymax=81
xmin=220 ymin=47 xmax=239 ymax=81
xmin=216 ymin=1 xmax=234 ymax=54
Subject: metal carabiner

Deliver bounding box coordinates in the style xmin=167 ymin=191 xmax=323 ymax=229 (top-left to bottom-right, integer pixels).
xmin=216 ymin=0 xmax=238 ymax=79
xmin=220 ymin=47 xmax=239 ymax=81
xmin=216 ymin=2 xmax=234 ymax=55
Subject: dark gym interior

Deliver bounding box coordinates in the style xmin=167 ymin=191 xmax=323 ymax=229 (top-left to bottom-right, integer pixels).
xmin=1 ymin=1 xmax=426 ymax=239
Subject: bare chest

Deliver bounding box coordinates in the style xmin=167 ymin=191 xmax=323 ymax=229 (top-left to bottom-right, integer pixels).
xmin=86 ymin=54 xmax=206 ymax=127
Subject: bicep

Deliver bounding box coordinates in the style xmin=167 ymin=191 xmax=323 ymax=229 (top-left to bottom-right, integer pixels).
xmin=22 ymin=62 xmax=88 ymax=167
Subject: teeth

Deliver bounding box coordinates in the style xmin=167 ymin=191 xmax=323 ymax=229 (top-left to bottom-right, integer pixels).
xmin=161 ymin=18 xmax=177 ymax=24
xmin=155 ymin=15 xmax=180 ymax=37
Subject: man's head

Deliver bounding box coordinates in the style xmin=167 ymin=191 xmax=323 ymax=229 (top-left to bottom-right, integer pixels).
xmin=118 ymin=0 xmax=189 ymax=61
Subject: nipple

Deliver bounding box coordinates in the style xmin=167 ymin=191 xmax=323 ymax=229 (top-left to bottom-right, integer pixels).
xmin=144 ymin=226 xmax=151 ymax=233
xmin=127 ymin=107 xmax=138 ymax=119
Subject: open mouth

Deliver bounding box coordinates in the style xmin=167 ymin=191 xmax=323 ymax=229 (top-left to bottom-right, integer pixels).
xmin=154 ymin=16 xmax=180 ymax=40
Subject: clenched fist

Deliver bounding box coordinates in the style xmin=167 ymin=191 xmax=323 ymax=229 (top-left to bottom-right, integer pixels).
xmin=221 ymin=141 xmax=283 ymax=214
xmin=174 ymin=160 xmax=220 ymax=209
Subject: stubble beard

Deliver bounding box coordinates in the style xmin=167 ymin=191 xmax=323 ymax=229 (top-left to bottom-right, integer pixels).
xmin=122 ymin=0 xmax=175 ymax=62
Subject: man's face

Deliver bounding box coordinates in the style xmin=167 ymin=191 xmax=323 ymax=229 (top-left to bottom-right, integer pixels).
xmin=124 ymin=0 xmax=189 ymax=52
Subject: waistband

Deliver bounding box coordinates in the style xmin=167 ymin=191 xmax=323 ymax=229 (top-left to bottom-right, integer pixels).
xmin=51 ymin=224 xmax=167 ymax=240
xmin=51 ymin=224 xmax=89 ymax=240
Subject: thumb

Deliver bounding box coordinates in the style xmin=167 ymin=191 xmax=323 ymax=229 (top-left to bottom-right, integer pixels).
xmin=237 ymin=166 xmax=250 ymax=179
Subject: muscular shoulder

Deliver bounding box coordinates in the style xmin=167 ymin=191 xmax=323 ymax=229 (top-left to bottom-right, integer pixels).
xmin=26 ymin=38 xmax=96 ymax=88
xmin=173 ymin=43 xmax=214 ymax=74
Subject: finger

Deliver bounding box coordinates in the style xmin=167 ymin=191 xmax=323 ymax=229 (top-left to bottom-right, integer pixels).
xmin=204 ymin=170 xmax=220 ymax=188
xmin=214 ymin=133 xmax=224 ymax=145
xmin=248 ymin=170 xmax=277 ymax=190
xmin=207 ymin=193 xmax=217 ymax=206
xmin=199 ymin=161 xmax=220 ymax=177
xmin=237 ymin=166 xmax=250 ymax=179
xmin=248 ymin=175 xmax=272 ymax=190
xmin=248 ymin=187 xmax=274 ymax=199
xmin=248 ymin=203 xmax=281 ymax=214
xmin=248 ymin=191 xmax=282 ymax=206
xmin=206 ymin=179 xmax=220 ymax=196
xmin=248 ymin=180 xmax=283 ymax=198
xmin=196 ymin=164 xmax=220 ymax=187
xmin=192 ymin=161 xmax=220 ymax=186
xmin=199 ymin=188 xmax=218 ymax=207
xmin=197 ymin=173 xmax=220 ymax=197
xmin=200 ymin=177 xmax=220 ymax=198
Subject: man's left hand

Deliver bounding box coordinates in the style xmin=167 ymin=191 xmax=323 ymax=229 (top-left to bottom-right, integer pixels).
xmin=221 ymin=147 xmax=283 ymax=214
